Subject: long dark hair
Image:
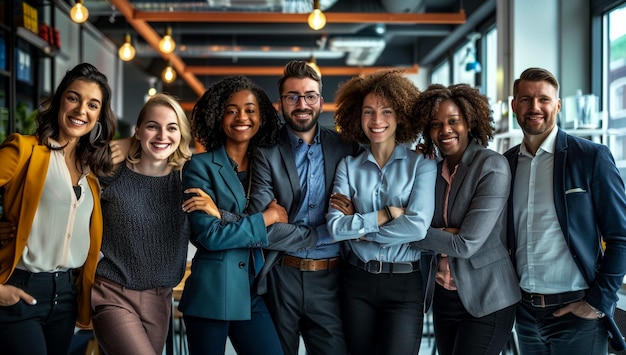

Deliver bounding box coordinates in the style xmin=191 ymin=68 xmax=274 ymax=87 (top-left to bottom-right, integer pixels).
xmin=35 ymin=63 xmax=116 ymax=176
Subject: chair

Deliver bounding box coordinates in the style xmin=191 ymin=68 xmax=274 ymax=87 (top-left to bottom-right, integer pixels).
xmin=166 ymin=261 xmax=191 ymax=355
xmin=610 ymin=307 xmax=626 ymax=355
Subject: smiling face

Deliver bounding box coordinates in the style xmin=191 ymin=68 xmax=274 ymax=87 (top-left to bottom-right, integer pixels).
xmin=279 ymin=77 xmax=323 ymax=134
xmin=512 ymin=79 xmax=561 ymax=139
xmin=429 ymin=100 xmax=469 ymax=165
xmin=57 ymin=79 xmax=103 ymax=145
xmin=361 ymin=93 xmax=397 ymax=147
xmin=135 ymin=104 xmax=181 ymax=163
xmin=222 ymin=89 xmax=261 ymax=148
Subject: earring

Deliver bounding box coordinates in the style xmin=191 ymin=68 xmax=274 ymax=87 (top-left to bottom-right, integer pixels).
xmin=89 ymin=122 xmax=102 ymax=144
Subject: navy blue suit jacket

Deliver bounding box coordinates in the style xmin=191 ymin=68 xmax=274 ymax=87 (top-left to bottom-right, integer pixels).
xmin=504 ymin=128 xmax=626 ymax=350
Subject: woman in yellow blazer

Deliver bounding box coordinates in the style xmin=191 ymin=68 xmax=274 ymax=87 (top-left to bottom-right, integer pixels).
xmin=0 ymin=63 xmax=116 ymax=355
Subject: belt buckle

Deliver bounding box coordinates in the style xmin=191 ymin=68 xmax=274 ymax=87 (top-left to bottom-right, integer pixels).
xmin=366 ymin=260 xmax=383 ymax=274
xmin=530 ymin=294 xmax=546 ymax=308
xmin=299 ymin=258 xmax=315 ymax=271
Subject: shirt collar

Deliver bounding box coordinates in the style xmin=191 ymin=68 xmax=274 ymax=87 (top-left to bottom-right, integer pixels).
xmin=519 ymin=125 xmax=558 ymax=156
xmin=286 ymin=124 xmax=321 ymax=149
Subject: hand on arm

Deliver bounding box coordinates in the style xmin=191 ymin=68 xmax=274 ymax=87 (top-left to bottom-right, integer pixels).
xmin=330 ymin=193 xmax=354 ymax=215
xmin=182 ymin=188 xmax=221 ymax=219
xmin=262 ymin=200 xmax=288 ymax=227
xmin=109 ymin=137 xmax=132 ymax=165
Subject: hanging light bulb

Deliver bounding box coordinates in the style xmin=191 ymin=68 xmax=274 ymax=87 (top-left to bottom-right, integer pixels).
xmin=307 ymin=56 xmax=321 ymax=77
xmin=70 ymin=0 xmax=89 ymax=24
xmin=118 ymin=34 xmax=136 ymax=62
xmin=162 ymin=62 xmax=176 ymax=84
xmin=307 ymin=0 xmax=326 ymax=31
xmin=158 ymin=26 xmax=176 ymax=54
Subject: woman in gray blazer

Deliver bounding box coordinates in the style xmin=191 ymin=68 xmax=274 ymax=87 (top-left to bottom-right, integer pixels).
xmin=412 ymin=84 xmax=521 ymax=355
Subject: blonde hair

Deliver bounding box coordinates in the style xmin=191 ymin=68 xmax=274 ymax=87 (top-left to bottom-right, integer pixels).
xmin=127 ymin=93 xmax=192 ymax=169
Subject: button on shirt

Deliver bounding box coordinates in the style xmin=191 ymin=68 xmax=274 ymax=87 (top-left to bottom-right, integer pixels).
xmin=286 ymin=127 xmax=339 ymax=259
xmin=513 ymin=126 xmax=587 ymax=294
xmin=327 ymin=145 xmax=436 ymax=263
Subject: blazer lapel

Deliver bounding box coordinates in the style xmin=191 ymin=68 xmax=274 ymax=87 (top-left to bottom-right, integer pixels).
xmin=214 ymin=148 xmax=246 ymax=213
xmin=278 ymin=128 xmax=302 ymax=218
xmin=446 ymin=141 xmax=480 ymax=219
xmin=553 ymin=129 xmax=569 ymax=240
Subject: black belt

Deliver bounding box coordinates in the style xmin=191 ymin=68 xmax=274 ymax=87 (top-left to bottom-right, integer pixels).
xmin=347 ymin=253 xmax=419 ymax=274
xmin=521 ymin=290 xmax=586 ymax=308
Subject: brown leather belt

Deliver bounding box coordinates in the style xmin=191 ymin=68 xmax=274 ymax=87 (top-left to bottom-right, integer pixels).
xmin=281 ymin=255 xmax=341 ymax=272
xmin=521 ymin=290 xmax=586 ymax=308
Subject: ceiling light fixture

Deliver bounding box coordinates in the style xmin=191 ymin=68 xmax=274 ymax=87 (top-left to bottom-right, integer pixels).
xmin=308 ymin=0 xmax=326 ymax=31
xmin=70 ymin=0 xmax=89 ymax=24
xmin=159 ymin=26 xmax=176 ymax=54
xmin=307 ymin=56 xmax=321 ymax=77
xmin=118 ymin=33 xmax=136 ymax=61
xmin=162 ymin=62 xmax=176 ymax=83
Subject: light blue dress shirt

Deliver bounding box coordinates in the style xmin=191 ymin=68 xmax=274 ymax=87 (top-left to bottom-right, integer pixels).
xmin=513 ymin=126 xmax=588 ymax=293
xmin=286 ymin=126 xmax=340 ymax=259
xmin=327 ymin=144 xmax=436 ymax=263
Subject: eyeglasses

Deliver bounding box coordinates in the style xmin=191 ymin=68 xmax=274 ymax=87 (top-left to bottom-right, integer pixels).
xmin=281 ymin=93 xmax=320 ymax=106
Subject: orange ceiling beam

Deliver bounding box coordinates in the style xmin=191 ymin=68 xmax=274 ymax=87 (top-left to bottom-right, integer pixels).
xmin=133 ymin=10 xmax=466 ymax=25
xmin=109 ymin=0 xmax=207 ymax=97
xmin=186 ymin=64 xmax=419 ymax=76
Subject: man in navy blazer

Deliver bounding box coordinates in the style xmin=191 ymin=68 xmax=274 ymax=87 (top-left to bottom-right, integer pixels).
xmin=247 ymin=61 xmax=360 ymax=355
xmin=504 ymin=67 xmax=626 ymax=354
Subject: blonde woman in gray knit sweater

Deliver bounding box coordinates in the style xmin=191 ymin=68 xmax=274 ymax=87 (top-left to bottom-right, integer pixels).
xmin=90 ymin=93 xmax=195 ymax=355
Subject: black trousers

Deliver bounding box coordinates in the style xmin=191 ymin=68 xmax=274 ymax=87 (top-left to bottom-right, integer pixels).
xmin=0 ymin=269 xmax=77 ymax=355
xmin=264 ymin=263 xmax=347 ymax=355
xmin=341 ymin=263 xmax=424 ymax=355
xmin=432 ymin=283 xmax=516 ymax=355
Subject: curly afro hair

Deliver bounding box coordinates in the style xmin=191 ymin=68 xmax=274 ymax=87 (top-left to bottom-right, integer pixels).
xmin=413 ymin=84 xmax=494 ymax=158
xmin=334 ymin=69 xmax=424 ymax=145
xmin=191 ymin=76 xmax=282 ymax=152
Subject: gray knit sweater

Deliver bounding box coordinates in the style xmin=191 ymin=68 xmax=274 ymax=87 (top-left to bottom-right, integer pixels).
xmin=96 ymin=164 xmax=189 ymax=290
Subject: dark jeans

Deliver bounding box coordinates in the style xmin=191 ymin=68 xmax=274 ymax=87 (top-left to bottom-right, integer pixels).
xmin=184 ymin=293 xmax=283 ymax=355
xmin=432 ymin=284 xmax=516 ymax=355
xmin=341 ymin=263 xmax=424 ymax=355
xmin=0 ymin=269 xmax=77 ymax=355
xmin=516 ymin=298 xmax=608 ymax=355
xmin=264 ymin=263 xmax=347 ymax=355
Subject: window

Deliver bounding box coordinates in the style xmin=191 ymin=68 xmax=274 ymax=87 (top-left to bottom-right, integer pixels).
xmin=483 ymin=27 xmax=498 ymax=104
xmin=453 ymin=41 xmax=476 ymax=87
xmin=605 ymin=3 xmax=626 ymax=128
xmin=430 ymin=60 xmax=450 ymax=87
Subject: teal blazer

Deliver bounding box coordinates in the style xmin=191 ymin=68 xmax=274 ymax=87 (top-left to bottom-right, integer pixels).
xmin=178 ymin=147 xmax=268 ymax=320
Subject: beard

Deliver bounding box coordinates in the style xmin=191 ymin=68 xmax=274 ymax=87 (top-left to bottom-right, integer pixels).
xmin=282 ymin=108 xmax=320 ymax=133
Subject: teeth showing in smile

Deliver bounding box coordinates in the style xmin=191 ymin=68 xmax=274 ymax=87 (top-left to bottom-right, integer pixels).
xmin=233 ymin=126 xmax=250 ymax=131
xmin=370 ymin=128 xmax=386 ymax=133
xmin=152 ymin=143 xmax=170 ymax=149
xmin=440 ymin=138 xmax=456 ymax=143
xmin=69 ymin=118 xmax=87 ymax=126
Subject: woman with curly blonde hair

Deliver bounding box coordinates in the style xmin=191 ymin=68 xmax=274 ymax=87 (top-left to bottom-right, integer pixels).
xmin=327 ymin=70 xmax=436 ymax=355
xmin=412 ymin=84 xmax=520 ymax=355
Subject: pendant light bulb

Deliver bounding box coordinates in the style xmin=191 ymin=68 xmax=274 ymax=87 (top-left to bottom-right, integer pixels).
xmin=118 ymin=34 xmax=136 ymax=62
xmin=307 ymin=0 xmax=326 ymax=31
xmin=70 ymin=0 xmax=89 ymax=24
xmin=159 ymin=27 xmax=176 ymax=54
xmin=307 ymin=56 xmax=321 ymax=77
xmin=162 ymin=63 xmax=176 ymax=84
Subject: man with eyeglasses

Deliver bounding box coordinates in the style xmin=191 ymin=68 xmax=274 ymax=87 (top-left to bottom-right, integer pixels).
xmin=248 ymin=60 xmax=361 ymax=355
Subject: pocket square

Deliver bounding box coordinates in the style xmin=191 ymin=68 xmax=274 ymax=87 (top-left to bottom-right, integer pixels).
xmin=565 ymin=187 xmax=586 ymax=194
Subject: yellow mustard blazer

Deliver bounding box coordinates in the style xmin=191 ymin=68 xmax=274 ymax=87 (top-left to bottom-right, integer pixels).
xmin=0 ymin=134 xmax=102 ymax=327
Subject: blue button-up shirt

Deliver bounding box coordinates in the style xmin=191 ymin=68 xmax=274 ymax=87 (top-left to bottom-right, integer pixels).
xmin=286 ymin=127 xmax=340 ymax=259
xmin=327 ymin=145 xmax=436 ymax=263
